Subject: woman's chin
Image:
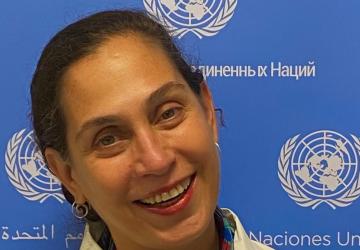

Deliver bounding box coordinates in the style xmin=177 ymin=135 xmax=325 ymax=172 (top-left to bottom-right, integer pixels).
xmin=149 ymin=211 xmax=214 ymax=248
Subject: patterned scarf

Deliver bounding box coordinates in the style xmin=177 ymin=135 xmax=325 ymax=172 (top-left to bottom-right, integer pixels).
xmin=215 ymin=207 xmax=236 ymax=250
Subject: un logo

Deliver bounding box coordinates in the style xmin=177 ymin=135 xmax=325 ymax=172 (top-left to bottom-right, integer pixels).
xmin=144 ymin=0 xmax=237 ymax=38
xmin=278 ymin=130 xmax=360 ymax=209
xmin=5 ymin=129 xmax=65 ymax=203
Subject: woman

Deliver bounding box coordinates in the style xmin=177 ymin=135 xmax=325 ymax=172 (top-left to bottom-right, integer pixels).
xmin=31 ymin=10 xmax=272 ymax=250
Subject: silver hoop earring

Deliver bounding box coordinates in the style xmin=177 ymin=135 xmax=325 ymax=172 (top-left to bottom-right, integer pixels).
xmin=215 ymin=142 xmax=221 ymax=153
xmin=72 ymin=202 xmax=89 ymax=219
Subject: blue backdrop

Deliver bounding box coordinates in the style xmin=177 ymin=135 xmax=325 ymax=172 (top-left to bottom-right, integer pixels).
xmin=1 ymin=0 xmax=360 ymax=249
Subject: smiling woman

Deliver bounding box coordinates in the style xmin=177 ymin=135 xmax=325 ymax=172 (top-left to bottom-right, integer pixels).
xmin=30 ymin=10 xmax=272 ymax=250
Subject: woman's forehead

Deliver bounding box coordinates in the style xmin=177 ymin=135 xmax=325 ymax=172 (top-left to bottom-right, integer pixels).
xmin=61 ymin=34 xmax=179 ymax=97
xmin=59 ymin=34 xmax=189 ymax=129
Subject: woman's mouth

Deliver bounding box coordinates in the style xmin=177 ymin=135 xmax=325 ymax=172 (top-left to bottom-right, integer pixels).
xmin=134 ymin=174 xmax=196 ymax=215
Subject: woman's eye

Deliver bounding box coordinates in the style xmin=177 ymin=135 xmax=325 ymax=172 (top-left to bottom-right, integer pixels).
xmin=155 ymin=105 xmax=185 ymax=128
xmin=161 ymin=108 xmax=177 ymax=120
xmin=97 ymin=135 xmax=117 ymax=147
xmin=158 ymin=106 xmax=183 ymax=123
xmin=92 ymin=130 xmax=129 ymax=157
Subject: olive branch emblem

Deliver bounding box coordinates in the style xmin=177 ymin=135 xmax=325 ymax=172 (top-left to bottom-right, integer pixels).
xmin=5 ymin=129 xmax=65 ymax=203
xmin=144 ymin=0 xmax=237 ymax=39
xmin=278 ymin=134 xmax=360 ymax=209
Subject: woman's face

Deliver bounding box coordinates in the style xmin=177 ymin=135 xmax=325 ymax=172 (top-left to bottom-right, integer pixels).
xmin=50 ymin=34 xmax=219 ymax=249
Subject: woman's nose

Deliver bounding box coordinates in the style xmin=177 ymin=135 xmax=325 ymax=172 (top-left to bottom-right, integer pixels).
xmin=132 ymin=128 xmax=175 ymax=177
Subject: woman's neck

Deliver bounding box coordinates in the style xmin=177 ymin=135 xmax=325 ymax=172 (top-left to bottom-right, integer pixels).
xmin=112 ymin=217 xmax=219 ymax=250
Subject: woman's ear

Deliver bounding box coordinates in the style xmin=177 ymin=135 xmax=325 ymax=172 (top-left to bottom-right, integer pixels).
xmin=199 ymin=81 xmax=218 ymax=143
xmin=45 ymin=148 xmax=86 ymax=204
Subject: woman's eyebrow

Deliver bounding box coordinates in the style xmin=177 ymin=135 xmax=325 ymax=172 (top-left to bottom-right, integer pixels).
xmin=146 ymin=81 xmax=186 ymax=108
xmin=75 ymin=116 xmax=121 ymax=142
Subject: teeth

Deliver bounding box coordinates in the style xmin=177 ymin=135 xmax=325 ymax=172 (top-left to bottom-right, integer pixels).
xmin=161 ymin=192 xmax=170 ymax=201
xmin=155 ymin=194 xmax=161 ymax=203
xmin=143 ymin=197 xmax=155 ymax=204
xmin=183 ymin=178 xmax=190 ymax=187
xmin=176 ymin=184 xmax=184 ymax=193
xmin=169 ymin=188 xmax=178 ymax=197
xmin=140 ymin=177 xmax=191 ymax=205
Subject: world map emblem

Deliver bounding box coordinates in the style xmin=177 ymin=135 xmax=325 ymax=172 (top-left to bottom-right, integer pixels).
xmin=144 ymin=0 xmax=237 ymax=38
xmin=278 ymin=130 xmax=360 ymax=209
xmin=5 ymin=129 xmax=65 ymax=203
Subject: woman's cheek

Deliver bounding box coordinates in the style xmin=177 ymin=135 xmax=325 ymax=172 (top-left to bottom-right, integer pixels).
xmin=82 ymin=156 xmax=131 ymax=194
